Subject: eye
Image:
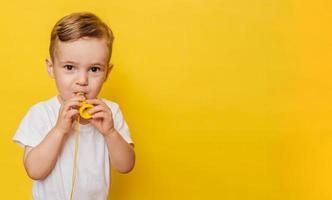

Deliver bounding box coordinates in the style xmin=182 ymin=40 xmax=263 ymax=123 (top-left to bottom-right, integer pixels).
xmin=64 ymin=65 xmax=74 ymax=70
xmin=90 ymin=66 xmax=101 ymax=72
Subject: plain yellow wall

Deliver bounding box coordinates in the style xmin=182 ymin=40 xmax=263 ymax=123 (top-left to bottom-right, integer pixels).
xmin=1 ymin=0 xmax=332 ymax=199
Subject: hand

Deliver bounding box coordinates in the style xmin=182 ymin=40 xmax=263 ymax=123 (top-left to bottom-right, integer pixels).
xmin=85 ymin=98 xmax=116 ymax=137
xmin=55 ymin=95 xmax=85 ymax=135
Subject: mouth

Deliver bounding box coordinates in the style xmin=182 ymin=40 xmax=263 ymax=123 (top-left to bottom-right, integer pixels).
xmin=75 ymin=92 xmax=85 ymax=95
xmin=74 ymin=92 xmax=88 ymax=97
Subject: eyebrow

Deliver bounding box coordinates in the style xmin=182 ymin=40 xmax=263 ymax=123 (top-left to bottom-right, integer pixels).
xmin=59 ymin=60 xmax=105 ymax=67
xmin=91 ymin=63 xmax=105 ymax=67
xmin=59 ymin=60 xmax=79 ymax=64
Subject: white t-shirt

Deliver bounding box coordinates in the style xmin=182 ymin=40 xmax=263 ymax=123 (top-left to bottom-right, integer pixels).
xmin=13 ymin=96 xmax=133 ymax=200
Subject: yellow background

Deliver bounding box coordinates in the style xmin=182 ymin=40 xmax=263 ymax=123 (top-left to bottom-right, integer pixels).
xmin=0 ymin=0 xmax=331 ymax=199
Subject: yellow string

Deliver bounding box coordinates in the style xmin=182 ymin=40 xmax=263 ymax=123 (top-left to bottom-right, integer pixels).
xmin=70 ymin=116 xmax=80 ymax=200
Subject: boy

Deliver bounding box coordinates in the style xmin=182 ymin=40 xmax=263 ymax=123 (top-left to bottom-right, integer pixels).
xmin=13 ymin=12 xmax=135 ymax=200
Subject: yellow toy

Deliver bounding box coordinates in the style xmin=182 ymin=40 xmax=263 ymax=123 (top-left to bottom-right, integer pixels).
xmin=77 ymin=92 xmax=94 ymax=119
xmin=79 ymin=102 xmax=94 ymax=119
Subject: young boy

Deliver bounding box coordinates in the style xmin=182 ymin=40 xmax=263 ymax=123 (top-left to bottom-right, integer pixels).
xmin=12 ymin=12 xmax=135 ymax=200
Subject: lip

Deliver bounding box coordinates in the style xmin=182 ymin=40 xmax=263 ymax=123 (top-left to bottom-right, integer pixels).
xmin=74 ymin=91 xmax=89 ymax=98
xmin=74 ymin=91 xmax=88 ymax=94
xmin=74 ymin=92 xmax=86 ymax=95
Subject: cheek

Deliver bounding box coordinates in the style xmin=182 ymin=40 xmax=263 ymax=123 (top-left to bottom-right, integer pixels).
xmin=91 ymin=79 xmax=104 ymax=89
xmin=54 ymin=75 xmax=74 ymax=93
xmin=56 ymin=77 xmax=71 ymax=87
xmin=89 ymin=78 xmax=105 ymax=93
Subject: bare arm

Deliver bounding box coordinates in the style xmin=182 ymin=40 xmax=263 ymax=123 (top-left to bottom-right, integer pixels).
xmin=24 ymin=127 xmax=68 ymax=180
xmin=104 ymin=129 xmax=135 ymax=173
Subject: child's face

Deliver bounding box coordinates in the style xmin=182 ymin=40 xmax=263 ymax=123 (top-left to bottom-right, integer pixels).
xmin=46 ymin=37 xmax=112 ymax=101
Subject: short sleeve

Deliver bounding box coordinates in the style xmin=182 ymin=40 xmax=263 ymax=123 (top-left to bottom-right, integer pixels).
xmin=111 ymin=103 xmax=134 ymax=145
xmin=12 ymin=104 xmax=49 ymax=148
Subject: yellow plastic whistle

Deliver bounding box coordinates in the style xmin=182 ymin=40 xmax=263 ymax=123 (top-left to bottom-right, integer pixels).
xmin=77 ymin=92 xmax=94 ymax=119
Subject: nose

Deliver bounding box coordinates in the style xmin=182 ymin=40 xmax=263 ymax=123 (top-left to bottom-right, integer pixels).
xmin=76 ymin=71 xmax=88 ymax=86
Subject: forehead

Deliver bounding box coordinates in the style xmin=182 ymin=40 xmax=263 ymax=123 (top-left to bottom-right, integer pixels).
xmin=54 ymin=37 xmax=109 ymax=64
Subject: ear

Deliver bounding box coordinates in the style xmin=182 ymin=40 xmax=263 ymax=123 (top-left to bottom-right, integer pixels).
xmin=104 ymin=63 xmax=114 ymax=82
xmin=46 ymin=58 xmax=55 ymax=78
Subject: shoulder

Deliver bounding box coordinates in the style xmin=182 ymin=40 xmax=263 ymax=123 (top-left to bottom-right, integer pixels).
xmin=25 ymin=96 xmax=59 ymax=118
xmin=13 ymin=97 xmax=57 ymax=147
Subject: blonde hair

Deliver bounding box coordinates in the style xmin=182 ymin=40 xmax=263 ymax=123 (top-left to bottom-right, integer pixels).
xmin=49 ymin=12 xmax=114 ymax=63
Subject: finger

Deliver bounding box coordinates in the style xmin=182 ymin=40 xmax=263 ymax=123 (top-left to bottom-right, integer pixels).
xmin=91 ymin=111 xmax=107 ymax=119
xmin=65 ymin=95 xmax=86 ymax=107
xmin=85 ymin=98 xmax=107 ymax=106
xmin=68 ymin=95 xmax=86 ymax=102
xmin=61 ymin=100 xmax=83 ymax=111
xmin=63 ymin=100 xmax=82 ymax=111
xmin=88 ymin=105 xmax=108 ymax=115
xmin=66 ymin=109 xmax=79 ymax=119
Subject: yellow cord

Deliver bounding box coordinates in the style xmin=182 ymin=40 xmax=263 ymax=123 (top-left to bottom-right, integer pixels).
xmin=70 ymin=116 xmax=80 ymax=200
xmin=69 ymin=93 xmax=93 ymax=199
